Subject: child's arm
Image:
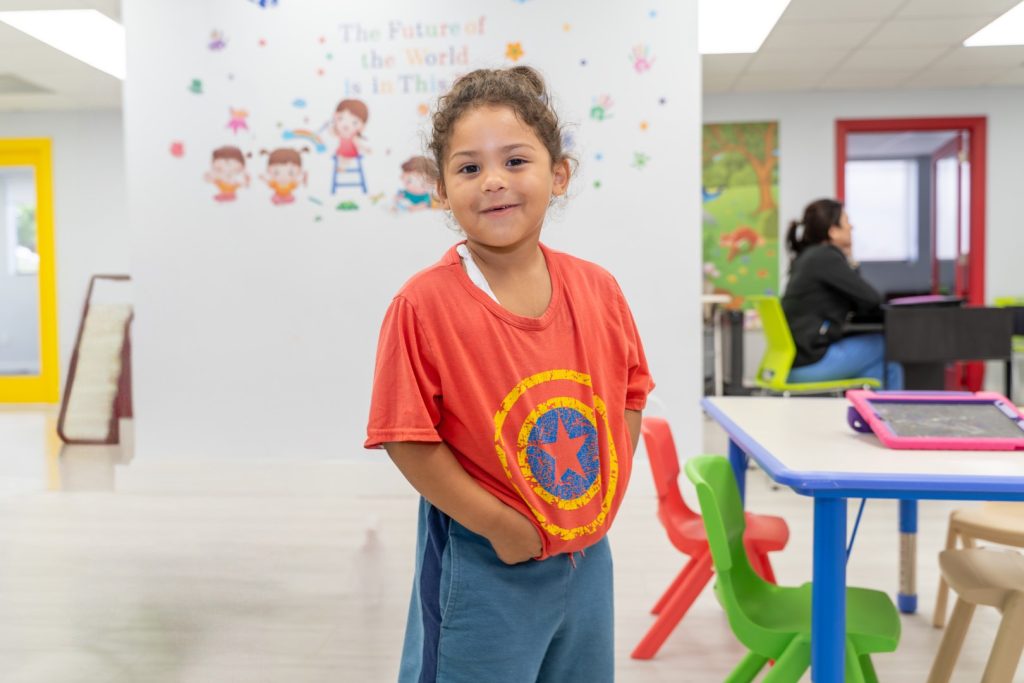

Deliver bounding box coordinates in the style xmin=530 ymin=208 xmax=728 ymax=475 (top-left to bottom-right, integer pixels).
xmin=625 ymin=409 xmax=642 ymax=455
xmin=385 ymin=441 xmax=542 ymax=564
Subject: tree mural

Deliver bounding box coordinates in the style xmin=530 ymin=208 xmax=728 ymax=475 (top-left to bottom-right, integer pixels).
xmin=702 ymin=122 xmax=779 ymax=309
xmin=703 ymin=122 xmax=777 ymax=216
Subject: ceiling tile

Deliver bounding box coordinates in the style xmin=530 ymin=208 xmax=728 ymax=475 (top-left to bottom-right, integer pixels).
xmin=989 ymin=66 xmax=1024 ymax=85
xmin=865 ymin=17 xmax=997 ymax=47
xmin=896 ymin=0 xmax=1022 ymax=18
xmin=842 ymin=47 xmax=949 ymax=70
xmin=702 ymin=68 xmax=740 ymax=92
xmin=817 ymin=69 xmax=917 ymax=90
xmin=702 ymin=54 xmax=752 ymax=75
xmin=748 ymin=49 xmax=849 ymax=72
xmin=935 ymin=46 xmax=1024 ymax=68
xmin=733 ymin=70 xmax=825 ymax=92
xmin=781 ymin=0 xmax=907 ymax=22
xmin=905 ymin=67 xmax=1006 ymax=88
xmin=761 ymin=20 xmax=879 ymax=50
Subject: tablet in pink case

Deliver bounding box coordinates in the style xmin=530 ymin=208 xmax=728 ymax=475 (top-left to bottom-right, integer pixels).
xmin=846 ymin=390 xmax=1024 ymax=450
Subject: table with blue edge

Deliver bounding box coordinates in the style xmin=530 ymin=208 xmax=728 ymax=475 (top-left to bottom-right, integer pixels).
xmin=702 ymin=396 xmax=1024 ymax=682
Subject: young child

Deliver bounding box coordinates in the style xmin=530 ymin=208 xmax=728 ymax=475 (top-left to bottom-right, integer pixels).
xmin=203 ymin=145 xmax=249 ymax=202
xmin=365 ymin=66 xmax=654 ymax=683
xmin=394 ymin=155 xmax=437 ymax=212
xmin=259 ymin=147 xmax=307 ymax=205
xmin=331 ymin=98 xmax=371 ymax=169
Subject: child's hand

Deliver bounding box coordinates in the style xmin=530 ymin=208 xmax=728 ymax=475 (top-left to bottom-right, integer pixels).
xmin=489 ymin=506 xmax=542 ymax=564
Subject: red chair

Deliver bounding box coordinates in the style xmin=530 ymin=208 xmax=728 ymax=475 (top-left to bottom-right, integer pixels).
xmin=630 ymin=417 xmax=791 ymax=660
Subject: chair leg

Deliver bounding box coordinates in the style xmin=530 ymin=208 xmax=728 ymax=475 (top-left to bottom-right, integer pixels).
xmin=927 ymin=598 xmax=976 ymax=683
xmin=933 ymin=522 xmax=960 ymax=628
xmin=724 ymin=651 xmax=769 ymax=683
xmin=761 ymin=635 xmax=810 ymax=683
xmin=860 ymin=654 xmax=879 ymax=683
xmin=630 ymin=552 xmax=714 ymax=660
xmin=982 ymin=593 xmax=1024 ymax=683
xmin=756 ymin=551 xmax=778 ymax=584
xmin=844 ymin=640 xmax=866 ymax=683
xmin=651 ymin=558 xmax=700 ymax=615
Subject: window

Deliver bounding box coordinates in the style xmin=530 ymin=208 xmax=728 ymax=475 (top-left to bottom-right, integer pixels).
xmin=844 ymin=160 xmax=919 ymax=262
xmin=2 ymin=166 xmax=38 ymax=275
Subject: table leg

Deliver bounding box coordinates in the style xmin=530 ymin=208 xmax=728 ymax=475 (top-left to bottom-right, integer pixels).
xmin=728 ymin=440 xmax=747 ymax=505
xmin=812 ymin=496 xmax=847 ymax=682
xmin=713 ymin=306 xmax=724 ymax=396
xmin=898 ymin=499 xmax=918 ymax=614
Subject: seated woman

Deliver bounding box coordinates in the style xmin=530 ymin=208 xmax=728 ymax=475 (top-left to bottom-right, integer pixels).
xmin=782 ymin=198 xmax=903 ymax=389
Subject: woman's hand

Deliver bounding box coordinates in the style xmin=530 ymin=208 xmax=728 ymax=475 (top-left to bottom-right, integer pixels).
xmin=488 ymin=506 xmax=543 ymax=564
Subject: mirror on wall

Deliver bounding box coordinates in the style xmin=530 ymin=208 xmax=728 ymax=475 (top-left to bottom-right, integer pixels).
xmin=0 ymin=139 xmax=58 ymax=403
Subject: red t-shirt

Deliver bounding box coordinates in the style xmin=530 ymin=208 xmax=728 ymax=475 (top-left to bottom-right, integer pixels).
xmin=365 ymin=242 xmax=654 ymax=558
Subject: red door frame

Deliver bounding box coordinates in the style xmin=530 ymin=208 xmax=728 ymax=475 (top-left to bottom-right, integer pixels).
xmin=835 ymin=117 xmax=987 ymax=305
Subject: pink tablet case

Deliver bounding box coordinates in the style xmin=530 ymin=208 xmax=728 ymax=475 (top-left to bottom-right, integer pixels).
xmin=846 ymin=390 xmax=1024 ymax=450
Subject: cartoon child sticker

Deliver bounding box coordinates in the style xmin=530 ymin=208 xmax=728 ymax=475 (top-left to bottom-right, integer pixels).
xmin=227 ymin=107 xmax=249 ymax=134
xmin=260 ymin=147 xmax=308 ymax=205
xmin=394 ymin=156 xmax=438 ymax=212
xmin=203 ymin=145 xmax=250 ymax=202
xmin=330 ymin=99 xmax=370 ymax=169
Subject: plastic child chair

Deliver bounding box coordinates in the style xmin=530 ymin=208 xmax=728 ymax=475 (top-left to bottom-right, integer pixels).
xmin=683 ymin=455 xmax=901 ymax=681
xmin=933 ymin=502 xmax=1024 ymax=628
xmin=749 ymin=295 xmax=881 ymax=395
xmin=927 ymin=548 xmax=1024 ymax=683
xmin=630 ymin=418 xmax=790 ymax=660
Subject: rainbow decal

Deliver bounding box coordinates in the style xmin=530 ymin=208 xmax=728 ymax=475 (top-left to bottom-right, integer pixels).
xmin=282 ymin=128 xmax=326 ymax=153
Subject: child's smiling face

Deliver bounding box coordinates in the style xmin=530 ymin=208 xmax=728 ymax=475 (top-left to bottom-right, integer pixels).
xmin=211 ymin=158 xmax=244 ymax=181
xmin=438 ymin=105 xmax=568 ymax=252
xmin=268 ymin=162 xmax=301 ymax=183
xmin=333 ymin=109 xmax=364 ymax=138
xmin=402 ymin=171 xmax=431 ymax=195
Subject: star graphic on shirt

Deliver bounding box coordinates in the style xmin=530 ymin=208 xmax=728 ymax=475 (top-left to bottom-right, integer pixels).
xmin=531 ymin=414 xmax=589 ymax=484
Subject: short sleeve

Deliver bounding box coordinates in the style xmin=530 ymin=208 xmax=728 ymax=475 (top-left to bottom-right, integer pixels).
xmin=619 ymin=292 xmax=655 ymax=411
xmin=364 ymin=296 xmax=444 ymax=448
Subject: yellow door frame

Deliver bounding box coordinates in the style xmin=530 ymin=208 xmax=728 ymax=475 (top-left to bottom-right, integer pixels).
xmin=0 ymin=138 xmax=59 ymax=403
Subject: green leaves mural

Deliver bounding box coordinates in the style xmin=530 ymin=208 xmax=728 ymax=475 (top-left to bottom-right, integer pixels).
xmin=702 ymin=121 xmax=779 ymax=309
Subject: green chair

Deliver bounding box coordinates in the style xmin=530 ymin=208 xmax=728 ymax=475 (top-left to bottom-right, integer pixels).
xmin=683 ymin=455 xmax=901 ymax=682
xmin=750 ymin=295 xmax=881 ymax=395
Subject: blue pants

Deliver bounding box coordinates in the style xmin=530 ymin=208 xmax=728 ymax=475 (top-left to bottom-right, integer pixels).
xmin=399 ymin=498 xmax=614 ymax=683
xmin=787 ymin=333 xmax=904 ymax=389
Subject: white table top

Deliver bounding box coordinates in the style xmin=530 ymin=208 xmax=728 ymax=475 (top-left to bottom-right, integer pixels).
xmin=703 ymin=396 xmax=1024 ymax=499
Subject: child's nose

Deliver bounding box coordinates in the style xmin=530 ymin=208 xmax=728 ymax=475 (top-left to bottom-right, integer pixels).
xmin=481 ymin=168 xmax=507 ymax=192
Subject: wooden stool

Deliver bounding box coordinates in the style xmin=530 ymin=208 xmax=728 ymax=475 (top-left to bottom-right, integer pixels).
xmin=926 ymin=548 xmax=1024 ymax=683
xmin=934 ymin=502 xmax=1024 ymax=628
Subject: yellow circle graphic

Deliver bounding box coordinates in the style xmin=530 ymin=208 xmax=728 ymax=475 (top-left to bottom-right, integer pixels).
xmin=493 ymin=369 xmax=619 ymax=542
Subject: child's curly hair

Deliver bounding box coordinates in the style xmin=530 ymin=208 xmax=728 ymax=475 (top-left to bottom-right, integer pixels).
xmin=429 ymin=66 xmax=570 ymax=190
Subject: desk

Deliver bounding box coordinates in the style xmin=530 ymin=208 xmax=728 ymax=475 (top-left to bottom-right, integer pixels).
xmin=885 ymin=306 xmax=1014 ymax=394
xmin=702 ymin=396 xmax=1024 ymax=682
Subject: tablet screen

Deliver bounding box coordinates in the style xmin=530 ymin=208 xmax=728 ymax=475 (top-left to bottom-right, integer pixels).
xmin=868 ymin=401 xmax=1024 ymax=439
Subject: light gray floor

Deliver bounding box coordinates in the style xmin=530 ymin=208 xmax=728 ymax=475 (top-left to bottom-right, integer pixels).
xmin=0 ymin=407 xmax=1019 ymax=682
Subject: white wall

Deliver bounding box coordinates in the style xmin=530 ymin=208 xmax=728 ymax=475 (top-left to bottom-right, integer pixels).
xmin=0 ymin=110 xmax=130 ymax=385
xmin=123 ymin=1 xmax=703 ymax=460
xmin=704 ymin=87 xmax=1024 ymax=301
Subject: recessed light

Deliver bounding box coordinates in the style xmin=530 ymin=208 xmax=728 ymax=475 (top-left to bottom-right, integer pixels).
xmin=964 ymin=1 xmax=1024 ymax=47
xmin=699 ymin=0 xmax=792 ymax=54
xmin=0 ymin=10 xmax=125 ymax=80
